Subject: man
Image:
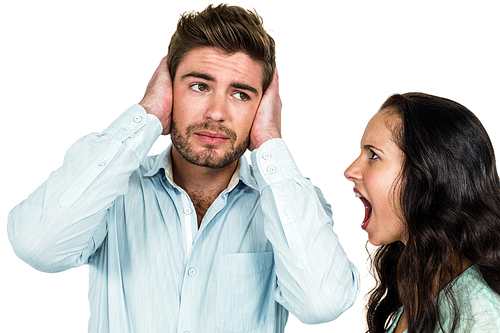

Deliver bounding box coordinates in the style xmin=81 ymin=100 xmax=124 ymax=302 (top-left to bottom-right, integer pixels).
xmin=8 ymin=4 xmax=358 ymax=332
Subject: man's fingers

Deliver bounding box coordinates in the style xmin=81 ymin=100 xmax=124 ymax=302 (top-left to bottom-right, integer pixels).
xmin=139 ymin=56 xmax=173 ymax=134
xmin=156 ymin=56 xmax=170 ymax=78
xmin=262 ymin=68 xmax=279 ymax=98
xmin=248 ymin=68 xmax=282 ymax=151
xmin=270 ymin=68 xmax=279 ymax=91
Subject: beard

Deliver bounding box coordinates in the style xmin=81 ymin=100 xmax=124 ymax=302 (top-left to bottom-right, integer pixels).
xmin=170 ymin=120 xmax=249 ymax=169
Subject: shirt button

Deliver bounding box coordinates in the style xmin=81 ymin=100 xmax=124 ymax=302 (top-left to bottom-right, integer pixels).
xmin=133 ymin=115 xmax=143 ymax=123
xmin=262 ymin=152 xmax=272 ymax=160
xmin=98 ymin=160 xmax=106 ymax=166
xmin=184 ymin=207 xmax=192 ymax=215
xmin=188 ymin=268 xmax=196 ymax=276
xmin=267 ymin=165 xmax=276 ymax=174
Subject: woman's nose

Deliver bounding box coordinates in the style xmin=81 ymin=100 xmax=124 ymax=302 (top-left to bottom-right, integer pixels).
xmin=344 ymin=157 xmax=362 ymax=182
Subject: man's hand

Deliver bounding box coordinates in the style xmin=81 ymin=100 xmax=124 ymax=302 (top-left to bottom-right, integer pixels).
xmin=139 ymin=56 xmax=172 ymax=135
xmin=249 ymin=69 xmax=282 ymax=151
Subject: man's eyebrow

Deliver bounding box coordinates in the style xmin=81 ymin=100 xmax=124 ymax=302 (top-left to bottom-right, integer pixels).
xmin=181 ymin=71 xmax=259 ymax=95
xmin=181 ymin=72 xmax=214 ymax=81
xmin=231 ymin=83 xmax=258 ymax=94
xmin=363 ymin=144 xmax=385 ymax=154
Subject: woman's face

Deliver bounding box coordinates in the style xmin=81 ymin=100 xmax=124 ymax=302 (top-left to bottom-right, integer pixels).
xmin=344 ymin=110 xmax=407 ymax=246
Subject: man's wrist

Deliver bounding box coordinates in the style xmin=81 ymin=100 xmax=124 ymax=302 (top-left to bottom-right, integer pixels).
xmin=249 ymin=132 xmax=282 ymax=151
xmin=250 ymin=138 xmax=302 ymax=190
xmin=138 ymin=102 xmax=170 ymax=134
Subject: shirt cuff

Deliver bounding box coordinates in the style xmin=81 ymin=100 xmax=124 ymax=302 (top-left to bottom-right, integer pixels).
xmin=103 ymin=104 xmax=162 ymax=141
xmin=250 ymin=138 xmax=302 ymax=191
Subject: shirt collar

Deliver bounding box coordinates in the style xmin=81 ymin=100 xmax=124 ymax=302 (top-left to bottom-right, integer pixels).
xmin=143 ymin=145 xmax=172 ymax=178
xmin=143 ymin=145 xmax=258 ymax=192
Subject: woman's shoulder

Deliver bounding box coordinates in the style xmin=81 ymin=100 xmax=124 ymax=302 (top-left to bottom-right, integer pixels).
xmin=439 ymin=266 xmax=500 ymax=331
xmin=452 ymin=266 xmax=500 ymax=302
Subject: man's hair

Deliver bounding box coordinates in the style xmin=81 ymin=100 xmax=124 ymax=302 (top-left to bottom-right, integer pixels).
xmin=167 ymin=4 xmax=276 ymax=91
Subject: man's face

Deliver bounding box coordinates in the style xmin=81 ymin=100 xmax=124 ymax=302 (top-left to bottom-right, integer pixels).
xmin=170 ymin=47 xmax=264 ymax=169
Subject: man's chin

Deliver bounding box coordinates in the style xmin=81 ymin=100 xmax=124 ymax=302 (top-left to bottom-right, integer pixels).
xmin=185 ymin=144 xmax=247 ymax=169
xmin=189 ymin=151 xmax=230 ymax=169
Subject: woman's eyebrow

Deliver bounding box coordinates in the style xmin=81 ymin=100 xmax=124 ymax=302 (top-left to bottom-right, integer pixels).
xmin=363 ymin=144 xmax=385 ymax=154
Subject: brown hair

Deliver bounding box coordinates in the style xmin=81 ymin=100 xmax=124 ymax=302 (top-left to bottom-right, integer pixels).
xmin=167 ymin=4 xmax=276 ymax=91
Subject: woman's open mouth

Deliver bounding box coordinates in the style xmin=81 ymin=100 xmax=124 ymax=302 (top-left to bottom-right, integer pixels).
xmin=354 ymin=189 xmax=372 ymax=230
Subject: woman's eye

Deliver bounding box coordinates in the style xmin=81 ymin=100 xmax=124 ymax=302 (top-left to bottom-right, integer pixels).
xmin=370 ymin=150 xmax=380 ymax=160
xmin=191 ymin=83 xmax=207 ymax=92
xmin=234 ymin=92 xmax=249 ymax=101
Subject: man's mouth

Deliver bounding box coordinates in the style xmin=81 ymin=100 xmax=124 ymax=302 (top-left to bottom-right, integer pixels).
xmin=354 ymin=189 xmax=372 ymax=230
xmin=194 ymin=131 xmax=229 ymax=146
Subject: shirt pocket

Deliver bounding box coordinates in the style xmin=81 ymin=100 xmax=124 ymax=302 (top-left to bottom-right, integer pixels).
xmin=216 ymin=252 xmax=275 ymax=332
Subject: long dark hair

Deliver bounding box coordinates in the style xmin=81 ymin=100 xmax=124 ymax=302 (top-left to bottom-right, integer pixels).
xmin=366 ymin=93 xmax=500 ymax=333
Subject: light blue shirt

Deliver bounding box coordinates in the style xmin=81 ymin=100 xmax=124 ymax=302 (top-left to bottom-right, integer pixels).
xmin=8 ymin=104 xmax=359 ymax=333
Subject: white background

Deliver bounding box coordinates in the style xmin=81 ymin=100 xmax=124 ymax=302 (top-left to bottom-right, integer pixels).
xmin=1 ymin=0 xmax=499 ymax=332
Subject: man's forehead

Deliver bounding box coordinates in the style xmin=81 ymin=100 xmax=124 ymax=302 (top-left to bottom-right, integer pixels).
xmin=176 ymin=47 xmax=265 ymax=91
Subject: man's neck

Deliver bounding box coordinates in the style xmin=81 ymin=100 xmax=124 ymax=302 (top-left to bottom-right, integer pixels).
xmin=170 ymin=147 xmax=239 ymax=226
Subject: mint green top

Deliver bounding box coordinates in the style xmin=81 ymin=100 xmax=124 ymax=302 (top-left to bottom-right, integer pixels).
xmin=386 ymin=266 xmax=500 ymax=332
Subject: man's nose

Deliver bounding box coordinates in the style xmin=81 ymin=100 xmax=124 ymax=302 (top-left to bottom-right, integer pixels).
xmin=204 ymin=93 xmax=227 ymax=122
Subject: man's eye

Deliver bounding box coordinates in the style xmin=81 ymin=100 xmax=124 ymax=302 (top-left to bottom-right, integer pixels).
xmin=191 ymin=83 xmax=207 ymax=92
xmin=234 ymin=92 xmax=249 ymax=101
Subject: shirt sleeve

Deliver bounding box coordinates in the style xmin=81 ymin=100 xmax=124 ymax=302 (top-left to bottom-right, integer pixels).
xmin=7 ymin=104 xmax=162 ymax=273
xmin=250 ymin=138 xmax=360 ymax=324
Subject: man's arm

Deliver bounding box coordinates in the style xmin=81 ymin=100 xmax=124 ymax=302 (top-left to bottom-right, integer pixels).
xmin=250 ymin=71 xmax=360 ymax=324
xmin=8 ymin=58 xmax=172 ymax=273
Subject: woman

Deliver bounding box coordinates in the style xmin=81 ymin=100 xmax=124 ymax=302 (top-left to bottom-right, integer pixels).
xmin=345 ymin=93 xmax=500 ymax=332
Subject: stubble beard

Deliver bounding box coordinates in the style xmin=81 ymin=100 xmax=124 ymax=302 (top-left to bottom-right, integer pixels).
xmin=170 ymin=120 xmax=249 ymax=169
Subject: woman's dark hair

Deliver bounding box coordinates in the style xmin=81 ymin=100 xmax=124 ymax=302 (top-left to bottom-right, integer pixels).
xmin=366 ymin=92 xmax=500 ymax=333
